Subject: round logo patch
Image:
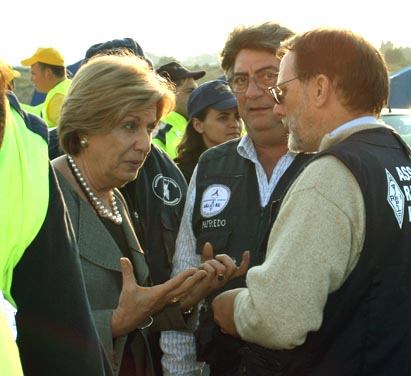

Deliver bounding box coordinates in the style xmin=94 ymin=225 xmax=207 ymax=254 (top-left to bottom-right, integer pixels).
xmin=152 ymin=174 xmax=182 ymax=206
xmin=200 ymin=184 xmax=231 ymax=218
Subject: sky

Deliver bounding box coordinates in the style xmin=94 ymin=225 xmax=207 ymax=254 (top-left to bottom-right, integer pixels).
xmin=2 ymin=0 xmax=410 ymax=67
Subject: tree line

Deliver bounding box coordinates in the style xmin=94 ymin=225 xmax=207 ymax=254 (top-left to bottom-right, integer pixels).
xmin=380 ymin=42 xmax=411 ymax=73
xmin=12 ymin=44 xmax=410 ymax=105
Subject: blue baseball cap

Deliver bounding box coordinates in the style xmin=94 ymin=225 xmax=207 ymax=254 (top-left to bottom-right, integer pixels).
xmin=84 ymin=38 xmax=153 ymax=68
xmin=187 ymin=80 xmax=237 ymax=121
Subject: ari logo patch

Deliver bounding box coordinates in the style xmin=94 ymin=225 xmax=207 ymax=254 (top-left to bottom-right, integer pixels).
xmin=386 ymin=168 xmax=405 ymax=228
xmin=152 ymin=174 xmax=182 ymax=206
xmin=201 ymin=184 xmax=230 ymax=218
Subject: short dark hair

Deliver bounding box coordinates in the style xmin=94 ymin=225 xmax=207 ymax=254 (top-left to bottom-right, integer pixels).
xmin=38 ymin=62 xmax=66 ymax=79
xmin=278 ymin=28 xmax=389 ymax=115
xmin=220 ymin=21 xmax=294 ymax=75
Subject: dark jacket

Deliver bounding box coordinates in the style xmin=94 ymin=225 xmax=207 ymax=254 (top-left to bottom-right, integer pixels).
xmin=55 ymin=171 xmax=196 ymax=376
xmin=241 ymin=128 xmax=411 ymax=376
xmin=120 ymin=143 xmax=187 ymax=285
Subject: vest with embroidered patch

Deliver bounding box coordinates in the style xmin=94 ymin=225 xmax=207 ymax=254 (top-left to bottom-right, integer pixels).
xmin=242 ymin=128 xmax=411 ymax=376
xmin=192 ymin=138 xmax=310 ymax=373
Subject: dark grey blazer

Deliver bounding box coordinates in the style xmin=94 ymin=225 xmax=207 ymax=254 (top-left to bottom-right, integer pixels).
xmin=55 ymin=170 xmax=195 ymax=375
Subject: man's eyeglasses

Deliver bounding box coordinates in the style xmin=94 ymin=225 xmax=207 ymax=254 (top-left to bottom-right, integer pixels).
xmin=268 ymin=76 xmax=300 ymax=104
xmin=229 ymin=67 xmax=279 ymax=94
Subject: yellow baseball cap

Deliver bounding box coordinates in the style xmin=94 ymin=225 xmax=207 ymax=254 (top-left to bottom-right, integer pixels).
xmin=0 ymin=59 xmax=21 ymax=83
xmin=6 ymin=65 xmax=21 ymax=81
xmin=21 ymin=47 xmax=65 ymax=67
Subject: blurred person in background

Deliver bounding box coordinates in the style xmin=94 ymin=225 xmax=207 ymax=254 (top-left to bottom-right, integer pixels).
xmin=175 ymin=79 xmax=242 ymax=182
xmin=20 ymin=47 xmax=71 ymax=127
xmin=154 ymin=62 xmax=206 ymax=159
xmin=4 ymin=64 xmax=20 ymax=91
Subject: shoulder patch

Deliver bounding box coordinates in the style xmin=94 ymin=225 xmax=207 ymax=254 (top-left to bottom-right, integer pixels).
xmin=386 ymin=168 xmax=404 ymax=228
xmin=152 ymin=173 xmax=182 ymax=206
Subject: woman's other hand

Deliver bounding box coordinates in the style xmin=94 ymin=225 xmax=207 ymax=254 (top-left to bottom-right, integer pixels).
xmin=178 ymin=242 xmax=250 ymax=311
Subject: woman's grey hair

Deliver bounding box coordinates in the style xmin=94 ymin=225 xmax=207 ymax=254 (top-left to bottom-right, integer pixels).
xmin=59 ymin=54 xmax=175 ymax=155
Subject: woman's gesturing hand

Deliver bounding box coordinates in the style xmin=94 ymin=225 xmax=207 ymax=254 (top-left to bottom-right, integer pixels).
xmin=112 ymin=257 xmax=206 ymax=337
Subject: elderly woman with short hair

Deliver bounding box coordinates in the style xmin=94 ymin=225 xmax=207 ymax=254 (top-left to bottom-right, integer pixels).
xmin=53 ymin=54 xmax=206 ymax=375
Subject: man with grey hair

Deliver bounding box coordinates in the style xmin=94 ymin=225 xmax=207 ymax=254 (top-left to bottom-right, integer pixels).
xmin=213 ymin=27 xmax=411 ymax=376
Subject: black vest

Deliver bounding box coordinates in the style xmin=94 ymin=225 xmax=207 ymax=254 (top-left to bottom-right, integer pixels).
xmin=242 ymin=128 xmax=411 ymax=376
xmin=192 ymin=138 xmax=311 ymax=374
xmin=121 ymin=143 xmax=187 ymax=285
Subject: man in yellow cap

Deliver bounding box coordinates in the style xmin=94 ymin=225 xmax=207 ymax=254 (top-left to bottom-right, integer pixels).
xmin=21 ymin=47 xmax=71 ymax=127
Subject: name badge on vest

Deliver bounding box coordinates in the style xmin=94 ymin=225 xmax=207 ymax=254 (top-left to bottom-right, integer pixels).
xmin=201 ymin=184 xmax=231 ymax=218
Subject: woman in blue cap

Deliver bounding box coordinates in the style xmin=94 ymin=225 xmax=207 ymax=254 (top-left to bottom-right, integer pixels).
xmin=175 ymin=80 xmax=243 ymax=182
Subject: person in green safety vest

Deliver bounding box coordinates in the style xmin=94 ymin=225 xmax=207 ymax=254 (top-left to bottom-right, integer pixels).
xmin=0 ymin=59 xmax=110 ymax=376
xmin=0 ymin=60 xmax=26 ymax=376
xmin=20 ymin=47 xmax=71 ymax=127
xmin=153 ymin=62 xmax=206 ymax=159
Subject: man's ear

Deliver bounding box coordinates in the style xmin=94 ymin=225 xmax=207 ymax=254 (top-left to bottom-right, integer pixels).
xmin=44 ymin=66 xmax=53 ymax=80
xmin=313 ymin=74 xmax=332 ymax=106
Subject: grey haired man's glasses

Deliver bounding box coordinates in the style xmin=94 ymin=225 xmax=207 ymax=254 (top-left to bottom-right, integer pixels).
xmin=268 ymin=77 xmax=300 ymax=104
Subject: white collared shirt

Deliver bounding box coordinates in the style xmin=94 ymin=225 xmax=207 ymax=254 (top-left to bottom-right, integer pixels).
xmin=329 ymin=116 xmax=378 ymax=137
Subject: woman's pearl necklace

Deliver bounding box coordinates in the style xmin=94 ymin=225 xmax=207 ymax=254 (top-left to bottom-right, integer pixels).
xmin=67 ymin=155 xmax=122 ymax=225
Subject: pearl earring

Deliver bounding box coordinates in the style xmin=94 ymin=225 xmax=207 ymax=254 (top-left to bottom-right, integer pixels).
xmin=80 ymin=137 xmax=88 ymax=148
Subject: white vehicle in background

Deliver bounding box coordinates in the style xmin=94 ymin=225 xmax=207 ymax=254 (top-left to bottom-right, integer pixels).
xmin=380 ymin=108 xmax=411 ymax=145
